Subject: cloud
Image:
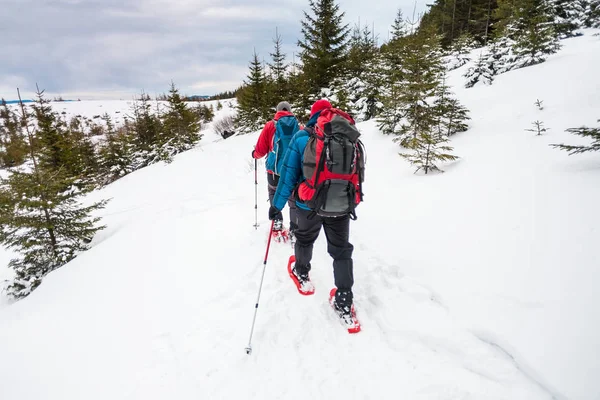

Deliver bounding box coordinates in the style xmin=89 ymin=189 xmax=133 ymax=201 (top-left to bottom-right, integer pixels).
xmin=0 ymin=0 xmax=427 ymax=100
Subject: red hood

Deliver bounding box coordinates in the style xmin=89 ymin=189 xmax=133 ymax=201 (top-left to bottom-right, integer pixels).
xmin=274 ymin=110 xmax=294 ymax=121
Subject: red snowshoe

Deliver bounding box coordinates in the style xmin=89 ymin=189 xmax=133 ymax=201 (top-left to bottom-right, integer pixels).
xmin=287 ymin=256 xmax=315 ymax=295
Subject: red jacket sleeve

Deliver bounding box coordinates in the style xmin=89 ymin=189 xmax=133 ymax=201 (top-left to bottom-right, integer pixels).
xmin=253 ymin=121 xmax=275 ymax=158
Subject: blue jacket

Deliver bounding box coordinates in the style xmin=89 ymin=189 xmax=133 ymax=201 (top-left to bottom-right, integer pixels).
xmin=272 ymin=111 xmax=322 ymax=211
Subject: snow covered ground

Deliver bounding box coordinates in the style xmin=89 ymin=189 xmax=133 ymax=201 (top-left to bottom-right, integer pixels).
xmin=1 ymin=30 xmax=599 ymax=400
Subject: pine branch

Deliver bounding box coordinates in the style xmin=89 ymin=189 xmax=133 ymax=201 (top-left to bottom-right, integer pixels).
xmin=551 ymin=122 xmax=600 ymax=155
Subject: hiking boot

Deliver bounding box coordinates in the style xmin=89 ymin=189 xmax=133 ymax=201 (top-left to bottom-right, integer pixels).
xmin=292 ymin=264 xmax=314 ymax=294
xmin=292 ymin=266 xmax=310 ymax=285
xmin=289 ymin=229 xmax=296 ymax=247
xmin=333 ymin=289 xmax=354 ymax=322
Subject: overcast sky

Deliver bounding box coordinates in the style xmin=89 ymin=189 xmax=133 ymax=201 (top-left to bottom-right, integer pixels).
xmin=0 ymin=0 xmax=428 ymax=100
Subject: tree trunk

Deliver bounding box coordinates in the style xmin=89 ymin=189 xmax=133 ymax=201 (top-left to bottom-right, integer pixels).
xmin=485 ymin=0 xmax=493 ymax=42
xmin=451 ymin=0 xmax=458 ymax=41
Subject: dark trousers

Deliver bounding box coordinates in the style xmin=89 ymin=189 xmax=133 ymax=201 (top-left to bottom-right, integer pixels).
xmin=294 ymin=208 xmax=354 ymax=292
xmin=267 ymin=173 xmax=298 ymax=230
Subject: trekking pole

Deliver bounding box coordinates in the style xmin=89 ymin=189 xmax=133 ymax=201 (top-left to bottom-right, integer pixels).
xmin=245 ymin=219 xmax=275 ymax=355
xmin=254 ymin=157 xmax=259 ymax=229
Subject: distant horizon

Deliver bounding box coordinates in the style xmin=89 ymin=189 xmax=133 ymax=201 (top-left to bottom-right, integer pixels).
xmin=1 ymin=91 xmax=227 ymax=103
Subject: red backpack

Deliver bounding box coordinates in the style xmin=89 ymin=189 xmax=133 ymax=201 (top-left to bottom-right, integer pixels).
xmin=296 ymin=108 xmax=365 ymax=219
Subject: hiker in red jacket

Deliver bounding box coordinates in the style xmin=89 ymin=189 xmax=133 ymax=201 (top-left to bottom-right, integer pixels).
xmin=252 ymin=101 xmax=301 ymax=241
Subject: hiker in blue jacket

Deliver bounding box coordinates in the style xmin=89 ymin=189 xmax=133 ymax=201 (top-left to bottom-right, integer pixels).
xmin=252 ymin=101 xmax=300 ymax=239
xmin=269 ymin=99 xmax=355 ymax=318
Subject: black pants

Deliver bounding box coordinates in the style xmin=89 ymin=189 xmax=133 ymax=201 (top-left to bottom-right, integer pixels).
xmin=294 ymin=208 xmax=354 ymax=292
xmin=267 ymin=173 xmax=298 ymax=231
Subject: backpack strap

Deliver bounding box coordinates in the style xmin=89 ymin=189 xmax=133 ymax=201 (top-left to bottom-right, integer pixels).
xmin=357 ymin=139 xmax=366 ymax=202
xmin=309 ymin=135 xmax=328 ymax=191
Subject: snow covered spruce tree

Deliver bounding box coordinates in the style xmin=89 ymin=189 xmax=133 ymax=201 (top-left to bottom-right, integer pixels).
xmin=377 ymin=9 xmax=410 ymax=136
xmin=0 ymin=99 xmax=27 ymax=168
xmin=551 ymin=0 xmax=587 ymax=37
xmin=28 ymin=89 xmax=100 ymax=189
xmin=195 ymin=103 xmax=214 ymax=124
xmin=493 ymin=0 xmax=561 ymax=70
xmin=160 ymin=82 xmax=203 ymax=159
xmin=328 ymin=22 xmax=381 ymax=121
xmin=446 ymin=32 xmax=479 ymax=71
xmin=464 ymin=50 xmax=494 ymax=88
xmin=296 ymin=0 xmax=350 ymax=118
xmin=434 ymin=71 xmax=471 ymax=137
xmin=512 ymin=0 xmax=561 ymax=68
xmin=551 ymin=120 xmax=600 ymax=154
xmin=584 ymin=0 xmax=600 ymax=27
xmin=98 ymin=113 xmax=134 ymax=185
xmin=235 ymin=50 xmax=271 ymax=133
xmin=391 ymin=30 xmax=445 ymax=146
xmin=0 ymin=91 xmax=108 ymax=298
xmin=63 ymin=113 xmax=101 ymax=186
xmin=124 ymin=91 xmax=163 ymax=167
xmin=387 ymin=28 xmax=465 ymax=173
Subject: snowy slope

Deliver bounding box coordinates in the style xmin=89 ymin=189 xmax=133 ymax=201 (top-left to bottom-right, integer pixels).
xmin=1 ymin=30 xmax=599 ymax=400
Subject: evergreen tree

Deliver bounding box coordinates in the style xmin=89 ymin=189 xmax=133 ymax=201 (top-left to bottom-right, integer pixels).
xmin=377 ymin=41 xmax=406 ymax=135
xmin=551 ymin=0 xmax=586 ymax=37
xmin=31 ymin=89 xmax=70 ymax=172
xmin=391 ymin=8 xmax=409 ymax=40
xmin=268 ymin=28 xmax=289 ymax=101
xmin=551 ymin=120 xmax=600 ymax=154
xmin=463 ymin=36 xmax=515 ymax=87
xmin=0 ymin=92 xmax=108 ymax=298
xmin=493 ymin=0 xmax=522 ymax=34
xmin=381 ymin=30 xmax=462 ymax=172
xmin=287 ymin=56 xmax=309 ymax=120
xmin=464 ymin=50 xmax=495 ymax=87
xmin=298 ymin=0 xmax=350 ymax=95
xmin=584 ymin=0 xmax=600 ymax=27
xmin=357 ymin=52 xmax=384 ymax=121
xmin=346 ymin=22 xmax=378 ymax=78
xmin=377 ymin=79 xmax=404 ymax=135
xmin=161 ymin=82 xmax=203 ymax=158
xmin=326 ymin=21 xmax=380 ymax=121
xmin=511 ymin=0 xmax=561 ymax=69
xmin=434 ymin=71 xmax=471 ymax=136
xmin=394 ymin=32 xmax=446 ymax=146
xmin=0 ymin=99 xmax=27 ymax=167
xmin=377 ymin=15 xmax=413 ymax=134
xmin=1 ymin=168 xmax=108 ymax=298
xmin=400 ymin=131 xmax=459 ymax=174
xmin=447 ymin=32 xmax=479 ymax=70
xmin=196 ymin=104 xmax=215 ymax=123
xmin=23 ymin=88 xmax=99 ymax=188
xmin=236 ymin=50 xmax=270 ymax=133
xmin=419 ymin=0 xmax=500 ymax=45
xmin=98 ymin=113 xmax=134 ymax=184
xmin=127 ymin=91 xmax=163 ymax=167
xmin=64 ymin=115 xmax=100 ymax=185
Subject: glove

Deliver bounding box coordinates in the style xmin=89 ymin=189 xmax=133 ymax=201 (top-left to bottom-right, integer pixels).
xmin=251 ymin=149 xmax=256 ymax=158
xmin=268 ymin=205 xmax=280 ymax=220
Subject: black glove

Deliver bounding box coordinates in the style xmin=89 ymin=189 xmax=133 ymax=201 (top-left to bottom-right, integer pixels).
xmin=251 ymin=149 xmax=256 ymax=158
xmin=268 ymin=205 xmax=280 ymax=220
